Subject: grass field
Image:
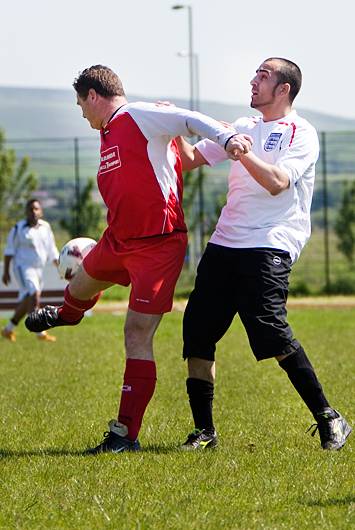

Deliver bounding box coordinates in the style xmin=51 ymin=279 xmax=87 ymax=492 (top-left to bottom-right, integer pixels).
xmin=0 ymin=308 xmax=354 ymax=529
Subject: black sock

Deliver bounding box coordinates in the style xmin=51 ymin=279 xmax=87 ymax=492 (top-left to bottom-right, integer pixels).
xmin=186 ymin=378 xmax=215 ymax=433
xmin=279 ymin=346 xmax=330 ymax=418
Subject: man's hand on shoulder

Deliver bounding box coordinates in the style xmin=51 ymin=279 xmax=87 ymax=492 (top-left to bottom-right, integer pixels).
xmin=225 ymin=134 xmax=253 ymax=160
xmin=155 ymin=100 xmax=176 ymax=108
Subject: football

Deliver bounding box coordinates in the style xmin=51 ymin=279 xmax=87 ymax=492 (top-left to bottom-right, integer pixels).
xmin=58 ymin=237 xmax=97 ymax=280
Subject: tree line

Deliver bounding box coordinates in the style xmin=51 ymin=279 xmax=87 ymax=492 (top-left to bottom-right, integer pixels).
xmin=1 ymin=128 xmax=355 ymax=268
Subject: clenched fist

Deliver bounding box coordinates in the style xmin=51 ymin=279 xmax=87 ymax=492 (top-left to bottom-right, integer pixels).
xmin=225 ymin=134 xmax=253 ymax=160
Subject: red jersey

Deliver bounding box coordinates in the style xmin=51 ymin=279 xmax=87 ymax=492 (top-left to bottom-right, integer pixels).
xmin=97 ymin=102 xmax=235 ymax=241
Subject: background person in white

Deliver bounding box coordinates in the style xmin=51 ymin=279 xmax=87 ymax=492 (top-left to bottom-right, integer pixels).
xmin=1 ymin=199 xmax=59 ymax=342
xmin=178 ymin=57 xmax=351 ymax=451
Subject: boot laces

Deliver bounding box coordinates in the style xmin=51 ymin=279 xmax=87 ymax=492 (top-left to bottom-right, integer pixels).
xmin=306 ymin=418 xmax=333 ymax=442
xmin=98 ymin=430 xmax=114 ymax=447
xmin=186 ymin=429 xmax=203 ymax=442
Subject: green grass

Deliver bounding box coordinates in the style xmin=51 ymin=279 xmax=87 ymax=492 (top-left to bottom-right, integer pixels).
xmin=0 ymin=309 xmax=354 ymax=529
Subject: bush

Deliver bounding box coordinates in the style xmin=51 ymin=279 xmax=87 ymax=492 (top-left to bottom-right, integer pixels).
xmin=289 ymin=280 xmax=311 ymax=296
xmin=322 ymin=277 xmax=355 ymax=295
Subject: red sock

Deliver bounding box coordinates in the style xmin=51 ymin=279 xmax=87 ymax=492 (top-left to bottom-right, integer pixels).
xmin=118 ymin=359 xmax=157 ymax=441
xmin=58 ymin=285 xmax=101 ymax=322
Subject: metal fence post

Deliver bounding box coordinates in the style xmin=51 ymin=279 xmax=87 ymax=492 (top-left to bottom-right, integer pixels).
xmin=74 ymin=137 xmax=80 ymax=236
xmin=197 ymin=165 xmax=205 ymax=255
xmin=321 ymin=131 xmax=331 ymax=292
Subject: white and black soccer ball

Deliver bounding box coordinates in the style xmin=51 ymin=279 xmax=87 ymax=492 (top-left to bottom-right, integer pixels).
xmin=58 ymin=237 xmax=96 ymax=281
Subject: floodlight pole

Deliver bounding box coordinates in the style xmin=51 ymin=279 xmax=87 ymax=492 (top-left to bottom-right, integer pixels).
xmin=172 ymin=4 xmax=205 ymax=256
xmin=172 ymin=4 xmax=194 ymax=111
xmin=194 ymin=54 xmax=206 ymax=255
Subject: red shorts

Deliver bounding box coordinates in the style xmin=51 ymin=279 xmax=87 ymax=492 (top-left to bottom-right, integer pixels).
xmin=83 ymin=230 xmax=188 ymax=314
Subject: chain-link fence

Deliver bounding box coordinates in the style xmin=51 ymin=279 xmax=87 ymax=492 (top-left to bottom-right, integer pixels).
xmin=3 ymin=131 xmax=355 ymax=294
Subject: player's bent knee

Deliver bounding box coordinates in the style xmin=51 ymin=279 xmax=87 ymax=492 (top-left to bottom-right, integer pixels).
xmin=69 ymin=265 xmax=109 ymax=299
xmin=252 ymin=339 xmax=301 ymax=361
xmin=183 ymin=344 xmax=216 ymax=362
xmin=187 ymin=357 xmax=215 ymax=382
xmin=28 ymin=291 xmax=40 ymax=311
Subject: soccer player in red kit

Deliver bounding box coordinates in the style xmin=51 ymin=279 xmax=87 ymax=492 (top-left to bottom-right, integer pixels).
xmin=25 ymin=65 xmax=252 ymax=454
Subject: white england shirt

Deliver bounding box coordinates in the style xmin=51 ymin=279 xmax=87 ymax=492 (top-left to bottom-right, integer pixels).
xmin=4 ymin=219 xmax=59 ymax=268
xmin=196 ymin=110 xmax=319 ymax=262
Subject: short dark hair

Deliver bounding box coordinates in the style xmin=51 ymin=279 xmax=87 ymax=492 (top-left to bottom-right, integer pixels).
xmin=73 ymin=65 xmax=125 ymax=100
xmin=266 ymin=57 xmax=302 ymax=103
xmin=26 ymin=198 xmax=41 ymax=208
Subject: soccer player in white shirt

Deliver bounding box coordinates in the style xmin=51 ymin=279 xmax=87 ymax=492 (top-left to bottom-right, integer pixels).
xmin=1 ymin=199 xmax=59 ymax=342
xmin=178 ymin=58 xmax=351 ymax=451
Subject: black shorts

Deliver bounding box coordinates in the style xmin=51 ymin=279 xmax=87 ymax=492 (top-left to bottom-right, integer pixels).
xmin=183 ymin=243 xmax=300 ymax=362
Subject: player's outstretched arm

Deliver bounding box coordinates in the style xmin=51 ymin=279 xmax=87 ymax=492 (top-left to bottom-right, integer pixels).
xmin=130 ymin=103 xmax=238 ymax=150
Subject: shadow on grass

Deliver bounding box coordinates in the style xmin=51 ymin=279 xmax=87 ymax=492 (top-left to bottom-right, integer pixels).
xmin=0 ymin=444 xmax=180 ymax=458
xmin=140 ymin=444 xmax=181 ymax=454
xmin=0 ymin=448 xmax=85 ymax=457
xmin=301 ymin=495 xmax=355 ymax=507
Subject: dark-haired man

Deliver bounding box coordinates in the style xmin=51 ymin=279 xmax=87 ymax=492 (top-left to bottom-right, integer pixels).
xmin=25 ymin=65 xmax=252 ymax=454
xmin=177 ymin=57 xmax=351 ymax=451
xmin=2 ymin=199 xmax=59 ymax=342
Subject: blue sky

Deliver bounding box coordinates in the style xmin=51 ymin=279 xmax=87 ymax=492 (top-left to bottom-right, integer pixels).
xmin=1 ymin=0 xmax=354 ymax=119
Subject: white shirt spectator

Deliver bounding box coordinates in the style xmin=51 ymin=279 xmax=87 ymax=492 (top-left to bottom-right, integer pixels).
xmin=4 ymin=219 xmax=59 ymax=268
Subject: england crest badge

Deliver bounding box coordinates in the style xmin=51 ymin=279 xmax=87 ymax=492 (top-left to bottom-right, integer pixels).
xmin=264 ymin=132 xmax=282 ymax=152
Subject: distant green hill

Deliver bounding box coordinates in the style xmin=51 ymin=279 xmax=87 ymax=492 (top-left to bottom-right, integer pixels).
xmin=0 ymin=86 xmax=355 ymax=139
